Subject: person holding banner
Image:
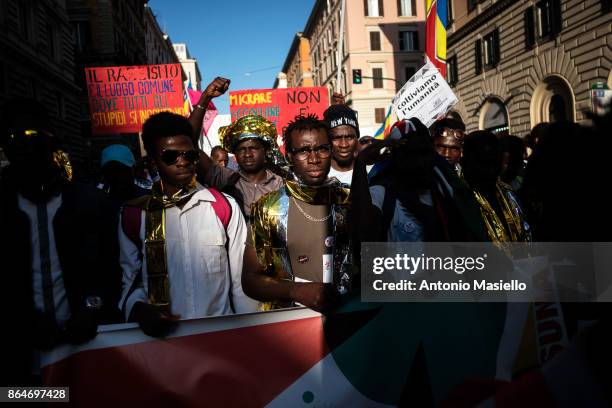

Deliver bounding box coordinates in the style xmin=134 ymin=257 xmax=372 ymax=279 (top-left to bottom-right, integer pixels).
xmin=118 ymin=112 xmax=258 ymax=337
xmin=243 ymin=114 xmax=352 ymax=312
xmin=0 ymin=98 xmax=118 ymax=384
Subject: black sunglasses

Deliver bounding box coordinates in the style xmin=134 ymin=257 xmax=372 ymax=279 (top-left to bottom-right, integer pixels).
xmin=160 ymin=149 xmax=200 ymax=165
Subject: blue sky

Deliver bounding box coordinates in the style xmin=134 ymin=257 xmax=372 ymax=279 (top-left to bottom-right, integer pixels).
xmin=150 ymin=0 xmax=316 ymax=114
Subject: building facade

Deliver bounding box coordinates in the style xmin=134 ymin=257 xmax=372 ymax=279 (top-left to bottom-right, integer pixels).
xmin=447 ymin=0 xmax=612 ymax=136
xmin=0 ymin=0 xmax=84 ymax=162
xmin=173 ymin=43 xmax=202 ymax=90
xmin=289 ymin=0 xmax=426 ymax=134
xmin=276 ymin=32 xmax=314 ymax=88
xmin=144 ymin=4 xmax=180 ymax=65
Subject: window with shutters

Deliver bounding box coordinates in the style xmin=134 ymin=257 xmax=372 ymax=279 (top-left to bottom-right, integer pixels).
xmin=447 ymin=56 xmax=458 ymax=86
xmin=474 ymin=39 xmax=482 ymax=75
xmin=524 ymin=7 xmax=535 ymax=49
xmin=399 ymin=31 xmax=419 ymax=51
xmin=365 ymin=0 xmax=384 ymax=16
xmin=375 ymin=108 xmax=386 ymax=123
xmin=17 ymin=2 xmax=32 ymax=42
xmin=372 ymin=68 xmax=384 ymax=88
xmin=370 ymin=31 xmax=381 ymax=51
xmin=536 ymin=0 xmax=562 ymax=39
xmin=483 ymin=29 xmax=500 ymax=68
xmin=398 ymin=0 xmax=417 ymax=16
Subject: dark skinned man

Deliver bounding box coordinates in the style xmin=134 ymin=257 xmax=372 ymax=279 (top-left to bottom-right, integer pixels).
xmin=242 ymin=114 xmax=352 ymax=312
xmin=119 ymin=112 xmax=257 ymax=338
xmin=188 ymin=77 xmax=283 ymax=220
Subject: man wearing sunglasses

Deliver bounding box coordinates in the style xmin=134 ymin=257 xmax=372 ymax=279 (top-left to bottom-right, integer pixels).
xmin=429 ymin=118 xmax=466 ymax=173
xmin=242 ymin=114 xmax=352 ymax=312
xmin=119 ymin=112 xmax=258 ymax=337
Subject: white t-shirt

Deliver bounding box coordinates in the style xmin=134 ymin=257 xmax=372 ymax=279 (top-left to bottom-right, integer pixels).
xmin=328 ymin=166 xmax=353 ymax=187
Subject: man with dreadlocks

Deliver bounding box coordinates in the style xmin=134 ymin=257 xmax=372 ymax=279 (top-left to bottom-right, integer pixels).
xmin=242 ymin=114 xmax=353 ymax=312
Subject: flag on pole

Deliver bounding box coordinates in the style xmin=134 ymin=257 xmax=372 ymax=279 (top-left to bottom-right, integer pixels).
xmin=373 ymin=106 xmax=394 ymax=140
xmin=425 ymin=0 xmax=447 ymax=78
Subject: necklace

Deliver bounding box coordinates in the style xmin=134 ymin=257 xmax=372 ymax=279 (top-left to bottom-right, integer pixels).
xmin=291 ymin=197 xmax=331 ymax=222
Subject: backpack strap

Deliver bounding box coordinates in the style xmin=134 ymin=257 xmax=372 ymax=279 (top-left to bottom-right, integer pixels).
xmin=121 ymin=204 xmax=143 ymax=250
xmin=207 ymin=187 xmax=232 ymax=231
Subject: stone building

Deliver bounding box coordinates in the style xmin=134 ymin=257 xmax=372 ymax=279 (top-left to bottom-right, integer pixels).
xmin=0 ymin=0 xmax=84 ymax=162
xmin=447 ymin=0 xmax=612 ymax=136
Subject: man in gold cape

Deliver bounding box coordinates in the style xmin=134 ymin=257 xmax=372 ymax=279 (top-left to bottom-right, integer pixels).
xmin=242 ymin=114 xmax=352 ymax=311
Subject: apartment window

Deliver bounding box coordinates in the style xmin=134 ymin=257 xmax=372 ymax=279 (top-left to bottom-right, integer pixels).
xmin=524 ymin=7 xmax=536 ymax=48
xmin=365 ymin=0 xmax=384 ymax=17
xmin=375 ymin=108 xmax=386 ymax=123
xmin=474 ymin=39 xmax=482 ymax=74
xmin=55 ymin=93 xmax=65 ymax=118
xmin=372 ymin=68 xmax=384 ymax=88
xmin=399 ymin=30 xmax=419 ymax=51
xmin=72 ymin=21 xmax=91 ymax=52
xmin=370 ymin=31 xmax=381 ymax=51
xmin=467 ymin=0 xmax=478 ymax=12
xmin=447 ymin=55 xmax=458 ymax=86
xmin=17 ymin=2 xmax=31 ymax=41
xmin=398 ymin=0 xmax=417 ymax=16
xmin=483 ymin=29 xmax=500 ymax=68
xmin=47 ymin=23 xmax=57 ymax=60
xmin=404 ymin=66 xmax=416 ymax=82
xmin=534 ymin=0 xmax=562 ymax=38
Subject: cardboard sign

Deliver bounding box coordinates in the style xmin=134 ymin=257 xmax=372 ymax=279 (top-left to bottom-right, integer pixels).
xmin=229 ymin=87 xmax=329 ymax=144
xmin=392 ymin=59 xmax=458 ymax=127
xmin=85 ymin=64 xmax=186 ymax=134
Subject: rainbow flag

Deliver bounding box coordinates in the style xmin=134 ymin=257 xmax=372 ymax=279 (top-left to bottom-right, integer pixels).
xmin=426 ymin=0 xmax=447 ymax=78
xmin=373 ymin=106 xmax=393 ymax=140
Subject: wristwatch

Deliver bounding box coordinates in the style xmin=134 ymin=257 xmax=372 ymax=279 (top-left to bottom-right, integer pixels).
xmin=85 ymin=295 xmax=103 ymax=311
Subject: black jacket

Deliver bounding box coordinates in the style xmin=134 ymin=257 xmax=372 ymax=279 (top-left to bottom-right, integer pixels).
xmin=0 ymin=175 xmax=121 ymax=385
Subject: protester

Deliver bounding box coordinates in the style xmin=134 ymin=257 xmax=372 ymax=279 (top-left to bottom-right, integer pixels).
xmin=350 ymin=118 xmax=488 ymax=243
xmin=0 ymin=98 xmax=118 ymax=385
xmin=429 ymin=118 xmax=466 ymax=174
xmin=118 ymin=112 xmax=258 ymax=338
xmin=98 ymin=144 xmax=149 ymax=203
xmin=499 ymin=135 xmax=527 ymax=191
xmin=210 ymin=145 xmax=229 ymax=167
xmin=525 ymin=122 xmax=549 ymax=158
xmin=461 ymin=130 xmax=530 ymax=242
xmin=323 ymin=104 xmax=360 ymax=187
xmin=242 ymin=114 xmax=352 ymax=312
xmin=188 ymin=78 xmax=284 ymax=219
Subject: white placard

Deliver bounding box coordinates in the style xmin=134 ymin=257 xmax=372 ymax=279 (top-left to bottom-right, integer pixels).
xmin=392 ymin=58 xmax=458 ymax=127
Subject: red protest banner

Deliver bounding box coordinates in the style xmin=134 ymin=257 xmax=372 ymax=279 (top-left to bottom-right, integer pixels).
xmin=85 ymin=64 xmax=186 ymax=134
xmin=229 ymin=87 xmax=329 ymax=145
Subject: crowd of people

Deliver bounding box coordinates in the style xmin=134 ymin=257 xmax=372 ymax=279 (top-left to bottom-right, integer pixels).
xmin=1 ymin=76 xmax=611 ymax=404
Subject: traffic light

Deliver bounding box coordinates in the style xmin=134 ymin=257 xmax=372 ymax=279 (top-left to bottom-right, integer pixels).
xmin=352 ymin=69 xmax=362 ymax=84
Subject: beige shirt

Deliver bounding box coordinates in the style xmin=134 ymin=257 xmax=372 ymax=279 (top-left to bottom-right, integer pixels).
xmin=286 ymin=198 xmax=332 ymax=283
xmin=205 ymin=165 xmax=283 ymax=217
